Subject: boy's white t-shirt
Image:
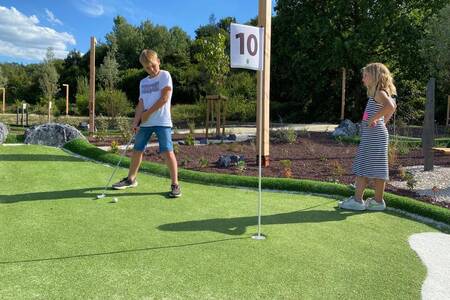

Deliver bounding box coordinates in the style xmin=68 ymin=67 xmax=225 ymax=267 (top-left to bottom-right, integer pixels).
xmin=139 ymin=70 xmax=173 ymax=127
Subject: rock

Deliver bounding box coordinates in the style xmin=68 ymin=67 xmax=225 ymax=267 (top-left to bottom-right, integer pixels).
xmin=216 ymin=154 xmax=245 ymax=168
xmin=332 ymin=119 xmax=360 ymax=137
xmin=24 ymin=123 xmax=86 ymax=147
xmin=78 ymin=122 xmax=89 ymax=131
xmin=0 ymin=122 xmax=8 ymax=144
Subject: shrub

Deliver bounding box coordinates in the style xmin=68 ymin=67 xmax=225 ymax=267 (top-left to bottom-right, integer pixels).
xmin=184 ymin=133 xmax=195 ymax=146
xmin=110 ymin=140 xmax=119 ymax=154
xmin=96 ymin=89 xmax=133 ymax=118
xmin=270 ymin=128 xmax=297 ymax=144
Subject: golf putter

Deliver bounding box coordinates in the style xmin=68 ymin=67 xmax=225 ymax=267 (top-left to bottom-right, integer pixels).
xmin=96 ymin=134 xmax=136 ymax=199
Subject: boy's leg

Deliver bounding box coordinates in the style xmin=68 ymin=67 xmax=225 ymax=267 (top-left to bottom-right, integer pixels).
xmin=128 ymin=150 xmax=144 ymax=181
xmin=112 ymin=127 xmax=152 ymax=189
xmin=373 ymin=179 xmax=386 ymax=202
xmin=162 ymin=151 xmax=178 ymax=185
xmin=354 ymin=176 xmax=368 ymax=202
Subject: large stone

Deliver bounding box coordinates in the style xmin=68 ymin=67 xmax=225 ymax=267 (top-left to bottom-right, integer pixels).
xmin=332 ymin=119 xmax=360 ymax=137
xmin=0 ymin=122 xmax=8 ymax=144
xmin=216 ymin=154 xmax=245 ymax=168
xmin=24 ymin=123 xmax=86 ymax=147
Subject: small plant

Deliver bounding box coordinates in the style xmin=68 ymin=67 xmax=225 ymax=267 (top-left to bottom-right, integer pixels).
xmin=110 ymin=140 xmax=119 ymax=154
xmin=298 ymin=128 xmax=310 ymax=138
xmin=173 ymin=143 xmax=180 ymax=155
xmin=280 ymin=159 xmax=292 ymax=178
xmin=388 ymin=143 xmax=398 ymax=167
xmin=235 ymin=160 xmax=246 ymax=173
xmin=188 ymin=121 xmax=196 ymax=134
xmin=198 ymin=157 xmax=209 ymax=168
xmin=96 ymin=115 xmax=109 ymax=142
xmin=270 ymin=128 xmax=297 ymax=144
xmin=319 ymin=155 xmax=328 ymax=162
xmin=330 ymin=161 xmax=345 ymax=182
xmin=184 ymin=133 xmax=195 ymax=146
xmin=116 ymin=116 xmax=133 ymax=143
xmin=397 ymin=166 xmax=406 ymax=180
xmin=180 ymin=157 xmax=191 ymax=167
xmin=403 ymin=171 xmax=417 ymax=191
xmin=396 ymin=142 xmax=410 ymax=155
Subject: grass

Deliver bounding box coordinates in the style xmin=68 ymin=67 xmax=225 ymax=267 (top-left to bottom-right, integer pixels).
xmin=64 ymin=139 xmax=450 ymax=225
xmin=0 ymin=144 xmax=446 ymax=299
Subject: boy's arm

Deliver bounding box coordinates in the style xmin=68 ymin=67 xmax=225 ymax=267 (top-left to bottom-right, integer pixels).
xmin=140 ymin=86 xmax=172 ymax=123
xmin=132 ymin=99 xmax=144 ymax=132
xmin=368 ymin=90 xmax=397 ymax=127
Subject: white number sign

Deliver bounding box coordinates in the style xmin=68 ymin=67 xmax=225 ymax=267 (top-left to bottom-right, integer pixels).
xmin=230 ymin=23 xmax=264 ymax=71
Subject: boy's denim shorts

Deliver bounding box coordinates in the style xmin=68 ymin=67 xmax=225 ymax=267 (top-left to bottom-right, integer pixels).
xmin=133 ymin=126 xmax=173 ymax=153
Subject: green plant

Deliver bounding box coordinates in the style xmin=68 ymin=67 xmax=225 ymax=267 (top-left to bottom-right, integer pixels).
xmin=404 ymin=171 xmax=417 ymax=191
xmin=236 ymin=160 xmax=246 ymax=172
xmin=388 ymin=143 xmax=398 ymax=167
xmin=198 ymin=157 xmax=209 ymax=168
xmin=116 ymin=116 xmax=133 ymax=143
xmin=188 ymin=121 xmax=196 ymax=134
xmin=173 ymin=143 xmax=180 ymax=155
xmin=280 ymin=159 xmax=292 ymax=178
xmin=96 ymin=115 xmax=109 ymax=142
xmin=184 ymin=133 xmax=195 ymax=146
xmin=330 ymin=161 xmax=345 ymax=182
xmin=270 ymin=128 xmax=297 ymax=144
xmin=110 ymin=140 xmax=119 ymax=154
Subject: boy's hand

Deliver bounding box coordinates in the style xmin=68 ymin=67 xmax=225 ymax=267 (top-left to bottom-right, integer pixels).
xmin=140 ymin=109 xmax=151 ymax=123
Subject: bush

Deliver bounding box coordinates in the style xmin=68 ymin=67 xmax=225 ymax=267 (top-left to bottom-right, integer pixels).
xmin=172 ymin=103 xmax=205 ymax=126
xmin=225 ymin=96 xmax=256 ymax=122
xmin=270 ymin=128 xmax=297 ymax=144
xmin=96 ymin=89 xmax=133 ymax=118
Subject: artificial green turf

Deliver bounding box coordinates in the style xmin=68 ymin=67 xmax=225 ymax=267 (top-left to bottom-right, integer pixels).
xmin=0 ymin=145 xmax=444 ymax=299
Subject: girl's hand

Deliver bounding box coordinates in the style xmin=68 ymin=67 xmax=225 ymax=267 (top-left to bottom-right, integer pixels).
xmin=368 ymin=118 xmax=377 ymax=128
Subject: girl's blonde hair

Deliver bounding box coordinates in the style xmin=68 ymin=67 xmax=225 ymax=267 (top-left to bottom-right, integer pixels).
xmin=362 ymin=63 xmax=396 ymax=97
xmin=139 ymin=49 xmax=158 ymax=66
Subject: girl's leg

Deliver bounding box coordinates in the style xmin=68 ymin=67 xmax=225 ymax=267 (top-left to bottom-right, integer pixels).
xmin=373 ymin=179 xmax=386 ymax=202
xmin=354 ymin=176 xmax=369 ymax=202
xmin=163 ymin=151 xmax=178 ymax=185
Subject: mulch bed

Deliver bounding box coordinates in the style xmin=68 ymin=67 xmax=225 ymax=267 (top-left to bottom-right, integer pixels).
xmin=89 ymin=132 xmax=450 ymax=210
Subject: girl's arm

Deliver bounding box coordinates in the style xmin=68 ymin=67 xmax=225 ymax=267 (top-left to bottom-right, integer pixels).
xmin=368 ymin=90 xmax=397 ymax=127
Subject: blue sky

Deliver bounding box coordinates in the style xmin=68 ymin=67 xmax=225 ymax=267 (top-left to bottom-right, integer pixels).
xmin=0 ymin=0 xmax=275 ymax=64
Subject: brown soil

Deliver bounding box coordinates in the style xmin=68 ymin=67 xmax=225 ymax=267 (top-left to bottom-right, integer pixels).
xmin=89 ymin=132 xmax=450 ymax=209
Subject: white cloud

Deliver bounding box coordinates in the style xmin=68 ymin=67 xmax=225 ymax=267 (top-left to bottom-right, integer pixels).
xmin=74 ymin=0 xmax=105 ymax=17
xmin=0 ymin=6 xmax=76 ymax=61
xmin=45 ymin=9 xmax=63 ymax=26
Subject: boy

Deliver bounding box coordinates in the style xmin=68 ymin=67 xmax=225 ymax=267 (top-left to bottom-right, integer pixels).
xmin=112 ymin=49 xmax=181 ymax=198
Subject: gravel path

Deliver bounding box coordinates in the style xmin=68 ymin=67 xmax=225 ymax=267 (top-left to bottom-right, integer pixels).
xmin=390 ymin=166 xmax=450 ymax=205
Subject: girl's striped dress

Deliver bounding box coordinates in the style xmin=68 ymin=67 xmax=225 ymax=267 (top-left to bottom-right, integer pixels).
xmin=352 ymin=97 xmax=389 ymax=180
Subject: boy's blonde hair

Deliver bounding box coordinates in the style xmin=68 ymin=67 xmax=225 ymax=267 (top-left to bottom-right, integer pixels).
xmin=362 ymin=63 xmax=397 ymax=97
xmin=139 ymin=49 xmax=158 ymax=66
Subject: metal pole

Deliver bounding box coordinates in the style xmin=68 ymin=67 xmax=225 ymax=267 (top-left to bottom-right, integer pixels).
xmin=252 ymin=26 xmax=266 ymax=241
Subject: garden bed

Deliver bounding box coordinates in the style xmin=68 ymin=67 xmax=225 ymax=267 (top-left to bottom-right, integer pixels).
xmin=89 ymin=132 xmax=450 ymax=209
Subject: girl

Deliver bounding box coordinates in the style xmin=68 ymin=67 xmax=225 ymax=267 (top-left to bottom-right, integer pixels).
xmin=339 ymin=63 xmax=397 ymax=211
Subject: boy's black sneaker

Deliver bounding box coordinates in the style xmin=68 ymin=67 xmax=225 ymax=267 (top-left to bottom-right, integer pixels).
xmin=169 ymin=184 xmax=182 ymax=198
xmin=112 ymin=177 xmax=138 ymax=190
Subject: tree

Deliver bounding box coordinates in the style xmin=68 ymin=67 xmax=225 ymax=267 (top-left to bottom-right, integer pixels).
xmin=271 ymin=0 xmax=449 ymax=123
xmin=193 ymin=32 xmax=230 ymax=94
xmin=420 ymin=4 xmax=450 ymax=123
xmin=39 ymin=48 xmax=60 ymax=104
xmin=0 ymin=66 xmax=7 ymax=88
xmin=97 ymin=48 xmax=120 ymax=90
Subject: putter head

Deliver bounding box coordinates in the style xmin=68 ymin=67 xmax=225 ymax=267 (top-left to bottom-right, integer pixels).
xmin=96 ymin=194 xmax=106 ymax=199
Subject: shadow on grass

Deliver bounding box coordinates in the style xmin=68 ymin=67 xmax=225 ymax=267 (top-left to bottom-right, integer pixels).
xmin=158 ymin=203 xmax=359 ymax=235
xmin=0 ymin=187 xmax=169 ymax=203
xmin=0 ymin=154 xmax=83 ymax=162
xmin=0 ymin=237 xmax=247 ymax=265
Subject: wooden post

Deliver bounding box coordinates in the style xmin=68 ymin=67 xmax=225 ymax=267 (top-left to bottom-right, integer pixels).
xmin=63 ymin=84 xmax=69 ymax=116
xmin=48 ymin=101 xmax=52 ymax=123
xmin=340 ymin=67 xmax=346 ymax=120
xmin=89 ymin=37 xmax=96 ymax=136
xmin=1 ymin=87 xmax=5 ymax=114
xmin=257 ymin=0 xmax=271 ymax=167
xmin=446 ymin=95 xmax=450 ymax=127
xmin=422 ymin=78 xmax=435 ymax=171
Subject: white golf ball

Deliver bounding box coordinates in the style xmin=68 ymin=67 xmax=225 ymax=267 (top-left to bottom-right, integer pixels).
xmin=112 ymin=197 xmax=118 ymax=203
